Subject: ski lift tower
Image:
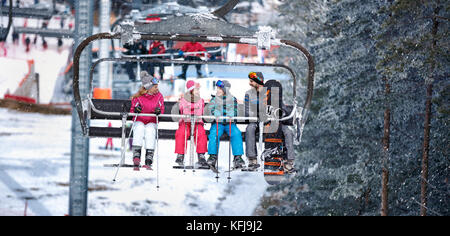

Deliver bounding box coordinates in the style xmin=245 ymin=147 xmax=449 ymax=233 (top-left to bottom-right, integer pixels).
xmin=68 ymin=0 xmax=94 ymax=216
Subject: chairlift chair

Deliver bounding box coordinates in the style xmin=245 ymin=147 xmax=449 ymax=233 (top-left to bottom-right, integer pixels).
xmin=71 ymin=2 xmax=314 ymax=184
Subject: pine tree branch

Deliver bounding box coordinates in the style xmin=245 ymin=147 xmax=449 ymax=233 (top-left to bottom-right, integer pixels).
xmin=432 ymin=15 xmax=450 ymax=22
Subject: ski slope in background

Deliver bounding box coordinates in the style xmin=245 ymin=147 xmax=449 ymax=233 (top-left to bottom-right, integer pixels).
xmin=0 ymin=14 xmax=72 ymax=104
xmin=0 ymin=108 xmax=268 ymax=216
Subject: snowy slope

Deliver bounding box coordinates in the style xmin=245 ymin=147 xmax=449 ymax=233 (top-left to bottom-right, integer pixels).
xmin=0 ymin=15 xmax=72 ymax=104
xmin=0 ymin=108 xmax=268 ymax=216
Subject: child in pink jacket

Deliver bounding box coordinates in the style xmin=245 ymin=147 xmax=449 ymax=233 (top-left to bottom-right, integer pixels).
xmin=130 ymin=71 xmax=165 ymax=168
xmin=174 ymin=80 xmax=208 ymax=167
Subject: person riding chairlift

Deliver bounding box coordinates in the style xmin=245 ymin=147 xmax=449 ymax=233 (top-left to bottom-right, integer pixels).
xmin=129 ymin=71 xmax=165 ymax=168
xmin=206 ymin=80 xmax=245 ymax=169
xmin=174 ymin=80 xmax=208 ymax=167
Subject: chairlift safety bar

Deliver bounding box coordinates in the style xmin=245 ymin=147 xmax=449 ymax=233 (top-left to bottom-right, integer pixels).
xmin=88 ymin=96 xmax=297 ymax=123
xmin=73 ymin=32 xmax=314 ymax=136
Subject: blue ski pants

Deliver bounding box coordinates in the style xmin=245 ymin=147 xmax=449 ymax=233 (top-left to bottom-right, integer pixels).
xmin=208 ymin=122 xmax=244 ymax=156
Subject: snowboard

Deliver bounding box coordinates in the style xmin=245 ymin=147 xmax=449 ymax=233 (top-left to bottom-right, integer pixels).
xmin=262 ymin=128 xmax=288 ymax=185
xmin=262 ymin=80 xmax=289 ymax=185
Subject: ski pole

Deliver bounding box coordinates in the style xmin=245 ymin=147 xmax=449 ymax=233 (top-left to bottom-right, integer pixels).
xmin=227 ymin=118 xmax=232 ymax=181
xmin=258 ymin=121 xmax=264 ymax=172
xmin=215 ymin=118 xmax=219 ymax=180
xmin=156 ymin=115 xmax=160 ymax=190
xmin=195 ymin=122 xmax=199 ymax=165
xmin=156 ymin=100 xmax=162 ymax=190
xmin=113 ymin=113 xmax=138 ymax=182
xmin=189 ymin=93 xmax=197 ymax=172
xmin=183 ymin=120 xmax=187 ymax=172
xmin=190 ymin=116 xmax=195 ymax=172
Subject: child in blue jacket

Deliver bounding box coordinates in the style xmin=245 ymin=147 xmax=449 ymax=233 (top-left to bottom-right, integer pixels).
xmin=206 ymin=80 xmax=245 ymax=169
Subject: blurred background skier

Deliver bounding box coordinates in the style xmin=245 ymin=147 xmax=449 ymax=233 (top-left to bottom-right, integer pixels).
xmin=148 ymin=40 xmax=166 ymax=80
xmin=177 ymin=41 xmax=207 ymax=79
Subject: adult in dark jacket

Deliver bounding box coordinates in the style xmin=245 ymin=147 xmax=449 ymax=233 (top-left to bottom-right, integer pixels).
xmin=124 ymin=41 xmax=148 ymax=81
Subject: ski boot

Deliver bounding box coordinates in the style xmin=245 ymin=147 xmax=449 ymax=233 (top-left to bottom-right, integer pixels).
xmin=233 ymin=155 xmax=245 ymax=169
xmin=207 ymin=154 xmax=219 ymax=173
xmin=175 ymin=154 xmax=184 ymax=166
xmin=143 ymin=149 xmax=154 ymax=170
xmin=207 ymin=154 xmax=217 ymax=166
xmin=197 ymin=153 xmax=209 ymax=168
xmin=283 ymin=160 xmax=297 ymax=175
xmin=132 ymin=146 xmax=142 ymax=170
xmin=246 ymin=157 xmax=260 ymax=171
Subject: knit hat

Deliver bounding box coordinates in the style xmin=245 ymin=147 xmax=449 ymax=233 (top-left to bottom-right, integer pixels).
xmin=218 ymin=80 xmax=231 ymax=94
xmin=141 ymin=71 xmax=158 ymax=90
xmin=248 ymin=72 xmax=264 ymax=85
xmin=186 ymin=80 xmax=200 ymax=92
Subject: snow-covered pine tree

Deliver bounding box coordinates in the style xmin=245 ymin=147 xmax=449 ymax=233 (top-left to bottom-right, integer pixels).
xmin=257 ymin=0 xmax=389 ymax=216
xmin=375 ymin=0 xmax=449 ymax=216
xmin=256 ymin=0 xmax=449 ymax=216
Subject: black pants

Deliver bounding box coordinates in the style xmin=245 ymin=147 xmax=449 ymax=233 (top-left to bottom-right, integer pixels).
xmin=149 ymin=60 xmax=165 ymax=79
xmin=125 ymin=62 xmax=136 ymax=81
xmin=180 ymin=56 xmax=202 ymax=78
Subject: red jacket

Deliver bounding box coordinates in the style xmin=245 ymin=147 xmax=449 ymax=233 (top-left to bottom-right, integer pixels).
xmin=180 ymin=42 xmax=206 ymax=57
xmin=149 ymin=41 xmax=166 ymax=55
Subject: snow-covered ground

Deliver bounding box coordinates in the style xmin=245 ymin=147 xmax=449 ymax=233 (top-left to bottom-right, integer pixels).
xmin=0 ymin=108 xmax=268 ymax=216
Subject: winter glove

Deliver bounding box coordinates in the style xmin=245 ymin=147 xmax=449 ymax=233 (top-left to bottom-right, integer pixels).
xmin=154 ymin=107 xmax=161 ymax=115
xmin=135 ymin=104 xmax=142 ymax=114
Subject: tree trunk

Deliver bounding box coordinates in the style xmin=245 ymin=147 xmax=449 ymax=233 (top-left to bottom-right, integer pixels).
xmin=421 ymin=4 xmax=440 ymax=216
xmin=381 ymin=77 xmax=390 ymax=216
xmin=421 ymin=83 xmax=432 ymax=216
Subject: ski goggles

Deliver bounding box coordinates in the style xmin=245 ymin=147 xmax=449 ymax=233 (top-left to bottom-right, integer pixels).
xmin=248 ymin=72 xmax=259 ymax=80
xmin=151 ymin=77 xmax=160 ymax=85
xmin=216 ymin=80 xmax=225 ymax=88
xmin=143 ymin=77 xmax=160 ymax=90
